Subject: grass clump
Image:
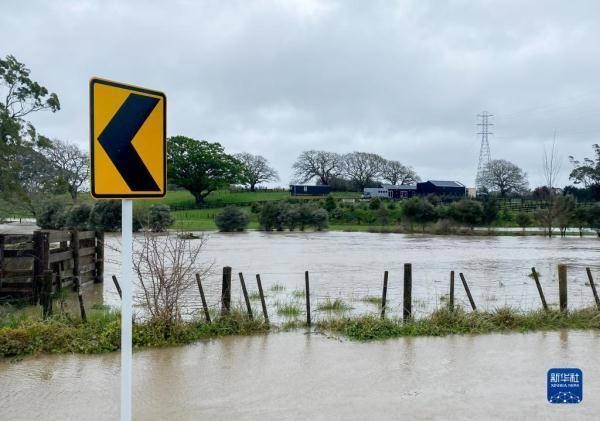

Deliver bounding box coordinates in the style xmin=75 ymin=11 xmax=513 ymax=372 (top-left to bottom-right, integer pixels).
xmin=292 ymin=290 xmax=305 ymax=298
xmin=270 ymin=283 xmax=285 ymax=292
xmin=318 ymin=307 xmax=600 ymax=341
xmin=275 ymin=302 xmax=301 ymax=317
xmin=316 ymin=298 xmax=352 ymax=312
xmin=248 ymin=291 xmax=262 ymax=301
xmin=0 ymin=309 xmax=269 ymax=358
xmin=361 ymin=296 xmax=382 ymax=305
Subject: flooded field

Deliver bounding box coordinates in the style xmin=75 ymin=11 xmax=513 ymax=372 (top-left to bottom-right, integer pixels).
xmin=99 ymin=231 xmax=600 ymax=321
xmin=1 ymin=329 xmax=599 ymax=420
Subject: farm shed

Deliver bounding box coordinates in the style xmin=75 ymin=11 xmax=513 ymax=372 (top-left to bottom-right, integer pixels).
xmin=289 ymin=185 xmax=331 ymax=196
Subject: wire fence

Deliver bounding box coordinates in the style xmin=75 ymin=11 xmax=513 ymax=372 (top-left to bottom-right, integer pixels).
xmin=109 ymin=264 xmax=600 ymax=324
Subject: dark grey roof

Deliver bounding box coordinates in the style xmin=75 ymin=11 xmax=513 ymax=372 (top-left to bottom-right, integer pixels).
xmin=427 ymin=180 xmax=465 ymax=188
xmin=384 ymin=184 xmax=417 ymax=190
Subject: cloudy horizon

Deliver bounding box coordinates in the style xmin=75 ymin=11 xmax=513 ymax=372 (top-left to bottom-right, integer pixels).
xmin=2 ymin=0 xmax=599 ymax=189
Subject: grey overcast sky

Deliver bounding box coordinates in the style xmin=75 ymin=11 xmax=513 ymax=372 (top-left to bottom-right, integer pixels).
xmin=2 ymin=0 xmax=600 ymax=188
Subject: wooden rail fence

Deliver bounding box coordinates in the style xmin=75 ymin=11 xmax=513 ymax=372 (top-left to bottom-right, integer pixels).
xmin=0 ymin=230 xmax=104 ymax=303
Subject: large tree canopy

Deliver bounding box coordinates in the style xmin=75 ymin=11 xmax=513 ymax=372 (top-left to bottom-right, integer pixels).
xmin=234 ymin=152 xmax=278 ymax=191
xmin=0 ymin=55 xmax=61 ymax=206
xmin=380 ymin=159 xmax=420 ymax=185
xmin=167 ymin=136 xmax=242 ymax=206
xmin=342 ymin=151 xmax=384 ymax=190
xmin=482 ymin=159 xmax=529 ymax=197
xmin=569 ymin=144 xmax=600 ymax=188
xmin=292 ymin=150 xmax=342 ymax=185
xmin=0 ymin=54 xmax=60 ymax=146
xmin=47 ymin=139 xmax=89 ymax=200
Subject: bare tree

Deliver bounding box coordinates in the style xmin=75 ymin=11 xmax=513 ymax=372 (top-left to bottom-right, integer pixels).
xmin=47 ymin=139 xmax=89 ymax=200
xmin=482 ymin=159 xmax=528 ymax=197
xmin=132 ymin=232 xmax=211 ymax=335
xmin=342 ymin=151 xmax=385 ymax=190
xmin=292 ymin=150 xmax=342 ymax=185
xmin=381 ymin=159 xmax=420 ymax=185
xmin=543 ymin=132 xmax=562 ymax=195
xmin=234 ymin=152 xmax=279 ymax=191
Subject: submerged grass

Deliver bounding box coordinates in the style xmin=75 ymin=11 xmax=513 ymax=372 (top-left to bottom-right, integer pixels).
xmin=275 ymin=302 xmax=301 ymax=317
xmin=317 ymin=307 xmax=600 ymax=341
xmin=316 ymin=298 xmax=352 ymax=312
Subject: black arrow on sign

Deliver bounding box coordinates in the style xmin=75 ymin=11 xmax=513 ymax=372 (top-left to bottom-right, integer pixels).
xmin=98 ymin=93 xmax=160 ymax=191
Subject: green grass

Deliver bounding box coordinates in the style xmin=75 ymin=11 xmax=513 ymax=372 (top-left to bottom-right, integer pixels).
xmin=248 ymin=291 xmax=262 ymax=301
xmin=0 ymin=308 xmax=269 ymax=358
xmin=270 ymin=283 xmax=285 ymax=292
xmin=292 ymin=290 xmax=305 ymax=298
xmin=316 ymin=298 xmax=352 ymax=312
xmin=275 ymin=302 xmax=301 ymax=317
xmin=317 ymin=307 xmax=600 ymax=341
xmin=361 ymin=296 xmax=382 ymax=305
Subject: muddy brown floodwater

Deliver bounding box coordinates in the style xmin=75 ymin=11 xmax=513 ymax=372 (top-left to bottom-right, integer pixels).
xmin=100 ymin=231 xmax=600 ymax=321
xmin=1 ymin=330 xmax=599 ymax=420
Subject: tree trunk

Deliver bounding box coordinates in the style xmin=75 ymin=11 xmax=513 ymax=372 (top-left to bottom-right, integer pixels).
xmin=193 ymin=192 xmax=204 ymax=207
xmin=250 ymin=183 xmax=256 ymax=192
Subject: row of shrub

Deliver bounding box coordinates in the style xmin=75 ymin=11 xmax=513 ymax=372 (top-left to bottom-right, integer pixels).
xmin=214 ymin=202 xmax=329 ymax=232
xmin=37 ymin=200 xmax=174 ymax=232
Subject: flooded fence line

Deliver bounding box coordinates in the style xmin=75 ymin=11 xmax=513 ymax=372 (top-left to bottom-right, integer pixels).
xmin=0 ymin=230 xmax=104 ymax=306
xmin=173 ymin=263 xmax=600 ymax=325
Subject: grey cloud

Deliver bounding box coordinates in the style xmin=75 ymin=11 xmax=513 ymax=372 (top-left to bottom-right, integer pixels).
xmin=2 ymin=0 xmax=599 ymax=188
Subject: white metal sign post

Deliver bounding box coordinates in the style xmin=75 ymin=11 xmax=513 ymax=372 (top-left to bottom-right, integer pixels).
xmin=121 ymin=199 xmax=133 ymax=421
xmin=90 ymin=78 xmax=166 ymax=421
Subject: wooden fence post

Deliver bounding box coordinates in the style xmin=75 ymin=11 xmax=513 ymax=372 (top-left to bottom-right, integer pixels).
xmin=449 ymin=271 xmax=455 ymax=311
xmin=111 ymin=275 xmax=123 ymax=299
xmin=195 ymin=273 xmax=211 ymax=323
xmin=32 ymin=230 xmax=50 ymax=305
xmin=70 ymin=231 xmax=80 ymax=290
xmin=403 ymin=263 xmax=412 ymax=322
xmin=381 ymin=270 xmax=388 ymax=319
xmin=255 ymin=274 xmax=269 ymax=324
xmin=94 ymin=231 xmax=104 ymax=283
xmin=221 ymin=266 xmax=232 ymax=316
xmin=238 ymin=272 xmax=254 ymax=320
xmin=558 ymin=264 xmax=567 ymax=312
xmin=459 ymin=273 xmax=477 ymax=311
xmin=305 ymin=271 xmax=311 ymax=327
xmin=586 ymin=268 xmax=600 ymax=309
xmin=0 ymin=234 xmax=5 ymax=281
xmin=530 ymin=267 xmax=548 ymax=310
xmin=41 ymin=270 xmax=53 ymax=318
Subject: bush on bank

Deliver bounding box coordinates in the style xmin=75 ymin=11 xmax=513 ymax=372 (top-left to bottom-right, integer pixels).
xmin=317 ymin=307 xmax=600 ymax=341
xmin=0 ymin=309 xmax=269 ymax=358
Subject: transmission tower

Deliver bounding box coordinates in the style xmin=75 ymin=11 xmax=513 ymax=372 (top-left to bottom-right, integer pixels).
xmin=475 ymin=111 xmax=493 ymax=189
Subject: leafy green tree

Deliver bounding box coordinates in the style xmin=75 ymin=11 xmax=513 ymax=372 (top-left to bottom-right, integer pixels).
xmin=167 ymin=136 xmax=242 ymax=206
xmin=572 ymin=207 xmax=589 ymax=237
xmin=215 ymin=206 xmax=249 ymax=232
xmin=481 ymin=197 xmax=499 ymax=228
xmin=0 ymin=55 xmax=60 ymax=145
xmin=0 ymin=55 xmax=61 ymax=206
xmin=448 ymin=199 xmax=484 ymax=229
xmin=369 ymin=197 xmax=381 ymax=210
xmin=402 ymin=197 xmax=437 ymax=231
xmin=65 ymin=203 xmax=92 ymax=230
xmin=587 ymin=204 xmax=600 ymax=237
xmin=515 ymin=212 xmax=532 ymax=233
xmin=324 ymin=195 xmax=337 ymax=212
xmin=37 ymin=201 xmax=66 ymax=229
xmin=553 ymin=195 xmax=576 ymax=236
xmin=569 ymin=144 xmax=600 ymax=190
xmin=148 ymin=204 xmax=174 ymax=232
